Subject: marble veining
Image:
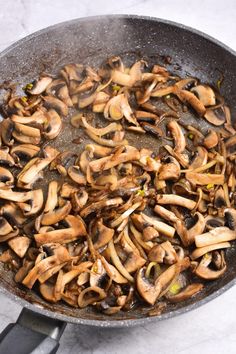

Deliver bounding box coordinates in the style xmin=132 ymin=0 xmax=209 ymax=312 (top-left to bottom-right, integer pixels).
xmin=0 ymin=1 xmax=236 ymax=353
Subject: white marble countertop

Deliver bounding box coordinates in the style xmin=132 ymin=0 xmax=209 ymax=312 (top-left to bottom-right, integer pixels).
xmin=0 ymin=1 xmax=236 ymax=353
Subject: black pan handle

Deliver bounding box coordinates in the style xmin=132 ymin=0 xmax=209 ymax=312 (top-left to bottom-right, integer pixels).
xmin=0 ymin=308 xmax=66 ymax=354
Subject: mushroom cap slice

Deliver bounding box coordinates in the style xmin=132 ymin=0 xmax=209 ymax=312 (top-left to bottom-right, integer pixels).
xmin=224 ymin=208 xmax=236 ymax=230
xmin=28 ymin=77 xmax=52 ymax=95
xmin=191 ymin=85 xmax=215 ymax=106
xmin=92 ymin=219 xmax=114 ymax=249
xmin=8 ymin=236 xmax=30 ymax=258
xmin=41 ymin=201 xmax=72 ymax=225
xmin=194 ymin=253 xmax=226 ymax=280
xmin=0 ymin=166 xmax=14 ymax=188
xmin=34 ymin=215 xmax=87 ymax=246
xmin=186 ymin=172 xmax=224 ymax=186
xmin=191 ymin=242 xmax=230 ymax=260
xmin=44 ymin=109 xmax=62 ymax=140
xmin=167 ymin=120 xmax=186 ymax=153
xmin=204 ymin=107 xmax=226 ymax=126
xmin=156 ymin=194 xmax=196 ymax=210
xmin=195 ymin=227 xmax=236 ymax=247
xmin=176 ymin=89 xmax=206 ymax=116
xmin=43 ymin=96 xmax=68 ymax=116
xmin=68 ymin=166 xmax=86 ymax=185
xmin=203 ymin=130 xmax=219 ymax=149
xmin=0 ymin=147 xmax=15 ymax=166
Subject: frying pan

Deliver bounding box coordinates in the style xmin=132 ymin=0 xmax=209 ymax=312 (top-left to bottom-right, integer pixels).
xmin=0 ymin=14 xmax=236 ymax=354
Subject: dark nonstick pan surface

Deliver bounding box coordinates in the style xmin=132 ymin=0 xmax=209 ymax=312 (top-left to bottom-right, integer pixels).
xmin=0 ymin=15 xmax=236 ymax=327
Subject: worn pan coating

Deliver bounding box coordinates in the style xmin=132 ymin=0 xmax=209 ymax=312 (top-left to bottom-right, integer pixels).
xmin=0 ymin=15 xmax=236 ymax=328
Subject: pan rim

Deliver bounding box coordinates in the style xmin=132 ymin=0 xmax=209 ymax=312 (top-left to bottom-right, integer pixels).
xmin=0 ymin=14 xmax=236 ymax=327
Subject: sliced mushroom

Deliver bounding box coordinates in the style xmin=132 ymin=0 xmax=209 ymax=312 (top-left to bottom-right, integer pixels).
xmin=204 ymin=107 xmax=226 ymax=126
xmin=137 ymin=262 xmax=181 ymax=305
xmin=0 ymin=166 xmax=14 ymax=188
xmin=0 ymin=216 xmax=13 ymax=236
xmin=44 ymin=109 xmax=62 ymax=140
xmin=67 ymin=166 xmax=86 ymax=185
xmin=148 ymin=241 xmax=177 ymax=264
xmin=168 ymin=120 xmax=186 ymax=153
xmin=11 ymin=144 xmax=40 ymax=165
xmin=90 ymin=259 xmax=107 ymax=287
xmin=158 ymin=156 xmax=180 ymax=180
xmin=22 ymin=243 xmax=70 ymax=289
xmin=203 ymin=130 xmax=219 ymax=149
xmin=89 ymin=146 xmax=140 ymax=173
xmin=156 ymin=194 xmax=196 ymax=210
xmin=142 ymin=226 xmax=159 ymax=241
xmin=154 ymin=205 xmax=178 ymax=223
xmin=78 ymin=286 xmax=106 ymax=308
xmin=224 ymin=208 xmax=236 ymax=230
xmin=34 ymin=214 xmax=87 ymax=245
xmin=0 ymin=147 xmax=15 ymax=166
xmin=194 ymin=252 xmax=226 ymax=280
xmin=189 ymin=146 xmax=208 ymax=169
xmin=43 ymin=96 xmax=68 ymax=116
xmin=11 ymin=111 xmax=47 ymax=124
xmin=44 ymin=181 xmax=58 ymax=213
xmin=17 ymin=146 xmax=59 ymax=187
xmin=80 ymin=197 xmax=123 ymax=218
xmin=12 ymin=123 xmax=41 ymax=145
xmin=92 ymin=219 xmax=114 ymax=249
xmin=175 ymin=89 xmax=206 ymax=116
xmin=41 ymin=201 xmax=72 ymax=225
xmin=191 ymin=241 xmax=230 ymax=260
xmin=195 ymin=226 xmax=236 ymax=247
xmin=214 ymin=187 xmax=227 ymax=209
xmin=185 ymin=212 xmax=206 ymax=245
xmin=1 ymin=118 xmax=14 ymax=146
xmin=0 ymin=189 xmax=43 ymax=215
xmin=8 ymin=236 xmax=30 ymax=258
xmin=186 ymin=172 xmax=224 ymax=186
xmin=28 ymin=77 xmax=52 ymax=95
xmin=191 ymin=85 xmax=215 ymax=106
xmin=71 ymin=190 xmax=88 ymax=212
xmin=138 ymin=213 xmax=176 ymax=238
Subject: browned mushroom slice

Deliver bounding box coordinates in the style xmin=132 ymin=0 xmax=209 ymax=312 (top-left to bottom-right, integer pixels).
xmin=1 ymin=118 xmax=14 ymax=146
xmin=224 ymin=208 xmax=236 ymax=230
xmin=60 ymin=183 xmax=78 ymax=199
xmin=44 ymin=109 xmax=62 ymax=140
xmin=189 ymin=146 xmax=208 ymax=169
xmin=91 ymin=219 xmax=114 ymax=249
xmin=60 ymin=63 xmax=84 ymax=82
xmin=71 ymin=190 xmax=88 ymax=212
xmin=148 ymin=241 xmax=177 ymax=264
xmin=194 ymin=252 xmax=226 ymax=280
xmin=185 ymin=212 xmax=206 ymax=245
xmin=166 ymin=283 xmax=203 ymax=303
xmin=195 ymin=227 xmax=236 ymax=247
xmin=11 ymin=111 xmax=47 ymax=124
xmin=0 ymin=216 xmax=13 ymax=236
xmin=78 ymin=286 xmax=106 ymax=308
xmin=0 ymin=202 xmax=26 ymax=226
xmin=92 ymin=91 xmax=110 ymax=113
xmin=28 ymin=77 xmax=52 ymax=95
xmin=43 ymin=96 xmax=68 ymax=116
xmin=8 ymin=236 xmax=31 ymax=258
xmin=85 ymin=129 xmax=128 ymax=147
xmin=80 ymin=197 xmax=123 ymax=218
xmin=191 ymin=85 xmax=215 ymax=106
xmin=67 ymin=166 xmax=86 ymax=185
xmin=137 ymin=262 xmax=181 ymax=305
xmin=167 ymin=120 xmax=186 ymax=153
xmin=175 ymin=90 xmax=206 ymax=116
xmin=186 ymin=172 xmax=224 ymax=186
xmin=139 ymin=149 xmax=161 ymax=172
xmin=17 ymin=146 xmax=59 ymax=187
xmin=0 ymin=189 xmax=43 ymax=216
xmin=0 ymin=147 xmax=15 ymax=166
xmin=142 ymin=226 xmax=159 ymax=241
xmin=158 ymin=157 xmax=180 ymax=181
xmin=35 ymin=214 xmax=86 ymax=246
xmin=11 ymin=144 xmax=40 ymax=165
xmin=191 ymin=242 xmax=230 ymax=260
xmin=0 ymin=166 xmax=14 ymax=188
xmin=203 ymin=130 xmax=219 ymax=149
xmin=39 ymin=282 xmax=57 ymax=303
xmin=81 ymin=116 xmax=121 ymax=137
xmin=154 ymin=205 xmax=178 ymax=223
xmin=12 ymin=123 xmax=41 ymax=145
xmin=22 ymin=243 xmax=70 ymax=289
xmin=132 ymin=213 xmax=175 ymax=238
xmin=89 ymin=146 xmax=140 ymax=172
xmin=44 ymin=181 xmax=58 ymax=213
xmin=41 ymin=201 xmax=72 ymax=226
xmin=204 ymin=107 xmax=226 ymax=126
xmin=156 ymin=194 xmax=196 ymax=210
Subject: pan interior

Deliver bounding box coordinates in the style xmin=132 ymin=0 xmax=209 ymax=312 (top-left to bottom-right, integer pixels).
xmin=0 ymin=16 xmax=236 ymax=323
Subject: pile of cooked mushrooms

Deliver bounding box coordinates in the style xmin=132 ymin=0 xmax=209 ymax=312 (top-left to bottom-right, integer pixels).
xmin=0 ymin=55 xmax=235 ymax=315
